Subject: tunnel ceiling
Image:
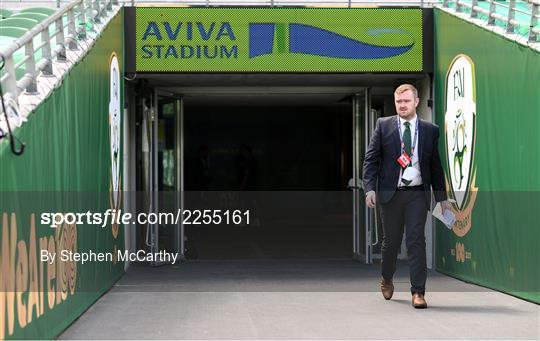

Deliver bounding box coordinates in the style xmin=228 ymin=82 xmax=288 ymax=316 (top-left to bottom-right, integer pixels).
xmin=139 ymin=73 xmax=426 ymax=106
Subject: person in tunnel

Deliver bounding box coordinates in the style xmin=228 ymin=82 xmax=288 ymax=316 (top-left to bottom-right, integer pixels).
xmin=362 ymin=84 xmax=451 ymax=309
xmin=194 ymin=145 xmax=212 ymax=191
xmin=236 ymin=143 xmax=257 ymax=191
xmin=236 ymin=144 xmax=260 ymax=226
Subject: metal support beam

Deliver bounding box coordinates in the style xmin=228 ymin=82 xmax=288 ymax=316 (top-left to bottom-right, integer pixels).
xmin=529 ymin=2 xmax=539 ymax=42
xmin=488 ymin=0 xmax=497 ymax=25
xmin=506 ymin=0 xmax=516 ymax=33
xmin=471 ymin=0 xmax=479 ymax=18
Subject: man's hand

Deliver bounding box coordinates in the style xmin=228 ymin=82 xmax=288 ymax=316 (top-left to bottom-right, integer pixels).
xmin=440 ymin=200 xmax=452 ymax=214
xmin=365 ymin=191 xmax=376 ymax=208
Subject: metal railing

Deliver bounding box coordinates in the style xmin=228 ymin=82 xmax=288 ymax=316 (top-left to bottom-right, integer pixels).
xmin=1 ymin=0 xmax=536 ymax=104
xmin=0 ymin=0 xmax=117 ymax=105
xmin=440 ymin=0 xmax=540 ymax=43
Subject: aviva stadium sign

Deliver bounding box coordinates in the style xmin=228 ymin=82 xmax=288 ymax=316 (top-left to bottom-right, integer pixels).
xmin=134 ymin=8 xmax=425 ymax=72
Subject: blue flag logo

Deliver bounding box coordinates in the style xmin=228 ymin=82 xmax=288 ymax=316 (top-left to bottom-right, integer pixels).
xmin=249 ymin=23 xmax=414 ymax=59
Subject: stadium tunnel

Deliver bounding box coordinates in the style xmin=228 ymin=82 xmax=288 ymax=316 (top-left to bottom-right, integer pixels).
xmin=124 ymin=72 xmax=435 ymax=263
xmin=120 ymin=7 xmax=436 ymax=264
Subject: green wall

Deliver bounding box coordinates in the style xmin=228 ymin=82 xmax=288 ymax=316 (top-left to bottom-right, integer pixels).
xmin=0 ymin=11 xmax=125 ymax=339
xmin=434 ymin=9 xmax=540 ymax=303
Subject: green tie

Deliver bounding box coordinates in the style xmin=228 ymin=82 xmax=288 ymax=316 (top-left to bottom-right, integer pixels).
xmin=403 ymin=122 xmax=412 ymax=157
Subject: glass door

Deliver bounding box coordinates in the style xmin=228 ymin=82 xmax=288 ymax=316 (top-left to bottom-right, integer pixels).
xmin=352 ymin=89 xmax=373 ymax=263
xmin=148 ymin=90 xmax=184 ymax=265
xmin=363 ymin=98 xmax=379 ymax=264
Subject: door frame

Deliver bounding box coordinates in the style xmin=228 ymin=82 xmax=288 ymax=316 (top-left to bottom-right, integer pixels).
xmin=352 ymin=88 xmax=373 ymax=263
xmin=149 ymin=89 xmax=185 ymax=264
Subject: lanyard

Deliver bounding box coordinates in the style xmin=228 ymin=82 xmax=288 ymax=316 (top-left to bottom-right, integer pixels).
xmin=397 ymin=116 xmax=419 ymax=156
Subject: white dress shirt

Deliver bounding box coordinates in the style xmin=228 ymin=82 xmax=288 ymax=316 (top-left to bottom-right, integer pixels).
xmin=397 ymin=115 xmax=423 ymax=187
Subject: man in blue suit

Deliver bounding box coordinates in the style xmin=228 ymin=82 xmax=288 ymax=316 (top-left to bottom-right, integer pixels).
xmin=363 ymin=84 xmax=451 ymax=308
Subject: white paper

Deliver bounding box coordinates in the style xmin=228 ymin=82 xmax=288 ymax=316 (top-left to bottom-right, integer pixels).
xmin=433 ymin=203 xmax=456 ymax=229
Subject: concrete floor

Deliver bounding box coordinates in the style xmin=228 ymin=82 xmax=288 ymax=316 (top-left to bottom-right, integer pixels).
xmin=58 ymin=259 xmax=539 ymax=340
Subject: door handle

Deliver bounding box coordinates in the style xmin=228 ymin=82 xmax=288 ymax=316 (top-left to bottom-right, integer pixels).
xmin=347 ymin=178 xmax=363 ymax=190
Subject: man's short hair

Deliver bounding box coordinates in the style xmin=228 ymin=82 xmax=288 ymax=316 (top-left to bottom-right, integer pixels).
xmin=394 ymin=84 xmax=418 ymax=98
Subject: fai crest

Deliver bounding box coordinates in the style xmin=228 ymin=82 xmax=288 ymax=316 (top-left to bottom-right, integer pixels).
xmin=109 ymin=53 xmax=121 ymax=238
xmin=444 ymin=54 xmax=478 ymax=237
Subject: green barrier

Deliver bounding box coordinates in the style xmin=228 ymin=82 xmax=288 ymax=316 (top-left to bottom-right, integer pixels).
xmin=0 ymin=8 xmax=13 ymax=19
xmin=0 ymin=26 xmax=26 ymax=38
xmin=0 ymin=18 xmax=39 ymax=30
xmin=10 ymin=12 xmax=48 ymax=23
xmin=0 ymin=10 xmax=125 ymax=340
xmin=433 ymin=9 xmax=540 ymax=303
xmin=19 ymin=7 xmax=56 ymax=16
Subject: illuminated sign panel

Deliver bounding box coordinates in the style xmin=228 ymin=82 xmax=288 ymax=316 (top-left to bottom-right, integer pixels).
xmin=135 ymin=8 xmax=424 ymax=72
